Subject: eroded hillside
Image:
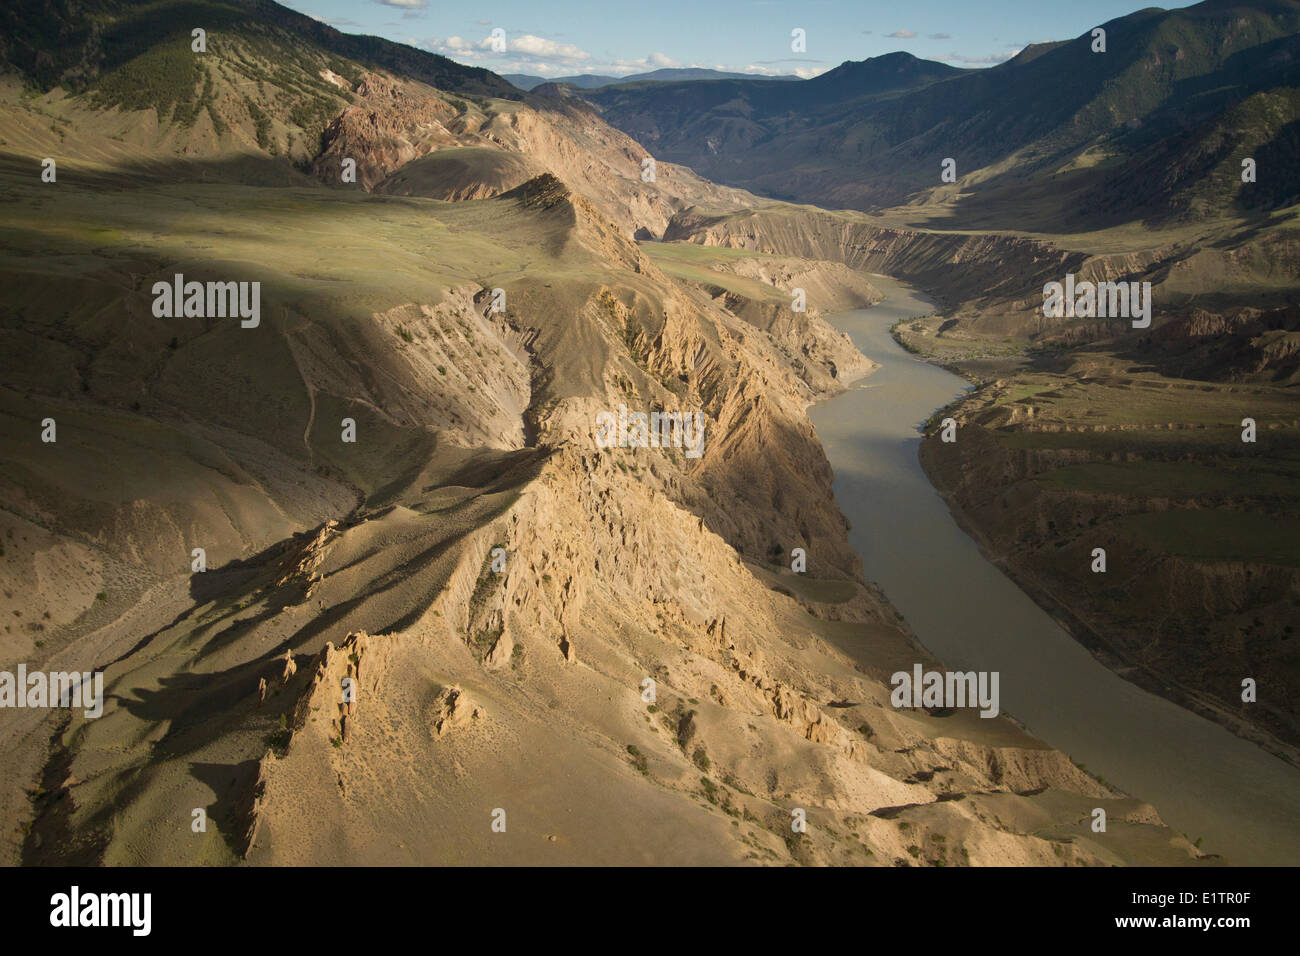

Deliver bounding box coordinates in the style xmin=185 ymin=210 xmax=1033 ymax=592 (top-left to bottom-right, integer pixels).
xmin=0 ymin=0 xmax=1221 ymax=866
xmin=665 ymin=171 xmax=1300 ymax=765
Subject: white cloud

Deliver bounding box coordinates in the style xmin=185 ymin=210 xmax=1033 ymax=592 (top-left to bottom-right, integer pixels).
xmin=373 ymin=0 xmax=427 ymax=8
xmin=423 ymin=32 xmax=592 ymax=74
xmin=886 ymin=30 xmax=917 ymax=39
xmin=430 ymin=36 xmax=481 ymax=56
xmin=510 ymin=34 xmax=591 ymax=61
xmin=933 ymin=48 xmax=1022 ymax=65
xmin=607 ymin=52 xmax=682 ymax=73
xmin=309 ymin=14 xmax=361 ymax=27
xmin=425 ymin=31 xmax=824 ymax=80
xmin=742 ymin=63 xmax=824 ymax=78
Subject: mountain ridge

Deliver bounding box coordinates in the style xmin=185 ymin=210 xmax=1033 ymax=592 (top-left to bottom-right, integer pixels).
xmin=579 ymin=0 xmax=1300 ymax=221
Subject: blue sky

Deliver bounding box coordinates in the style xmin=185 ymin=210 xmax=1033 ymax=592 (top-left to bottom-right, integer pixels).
xmin=283 ymin=0 xmax=1196 ymax=78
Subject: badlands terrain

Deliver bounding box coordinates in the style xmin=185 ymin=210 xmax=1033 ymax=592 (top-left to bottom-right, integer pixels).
xmin=591 ymin=0 xmax=1300 ymax=762
xmin=0 ymin=0 xmax=1295 ymax=866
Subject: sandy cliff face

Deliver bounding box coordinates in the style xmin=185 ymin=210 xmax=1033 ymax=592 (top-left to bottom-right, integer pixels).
xmin=236 ymin=440 xmax=1185 ymax=866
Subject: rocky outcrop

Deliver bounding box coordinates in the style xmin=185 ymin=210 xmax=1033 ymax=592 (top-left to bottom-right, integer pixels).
xmin=430 ymin=685 xmax=482 ymax=738
xmin=313 ymin=71 xmax=462 ymax=189
xmin=288 ymin=632 xmax=389 ymax=744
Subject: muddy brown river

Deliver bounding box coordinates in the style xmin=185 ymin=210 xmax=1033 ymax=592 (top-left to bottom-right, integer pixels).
xmin=809 ymin=275 xmax=1300 ymax=866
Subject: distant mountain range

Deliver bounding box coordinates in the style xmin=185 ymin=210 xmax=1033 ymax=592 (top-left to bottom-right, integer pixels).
xmin=503 ymin=67 xmax=801 ymax=91
xmin=577 ymin=0 xmax=1300 ymax=225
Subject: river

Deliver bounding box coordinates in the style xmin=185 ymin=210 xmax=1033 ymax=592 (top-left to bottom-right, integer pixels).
xmin=808 ymin=274 xmax=1300 ymax=866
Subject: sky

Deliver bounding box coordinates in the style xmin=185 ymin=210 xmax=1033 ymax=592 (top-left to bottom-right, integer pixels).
xmin=282 ymin=0 xmax=1196 ymax=79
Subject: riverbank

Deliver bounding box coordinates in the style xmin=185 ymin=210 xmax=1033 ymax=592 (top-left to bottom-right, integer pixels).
xmin=919 ymin=435 xmax=1300 ymax=773
xmin=810 ymin=274 xmax=1300 ymax=866
xmin=901 ymin=315 xmax=1300 ymax=769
